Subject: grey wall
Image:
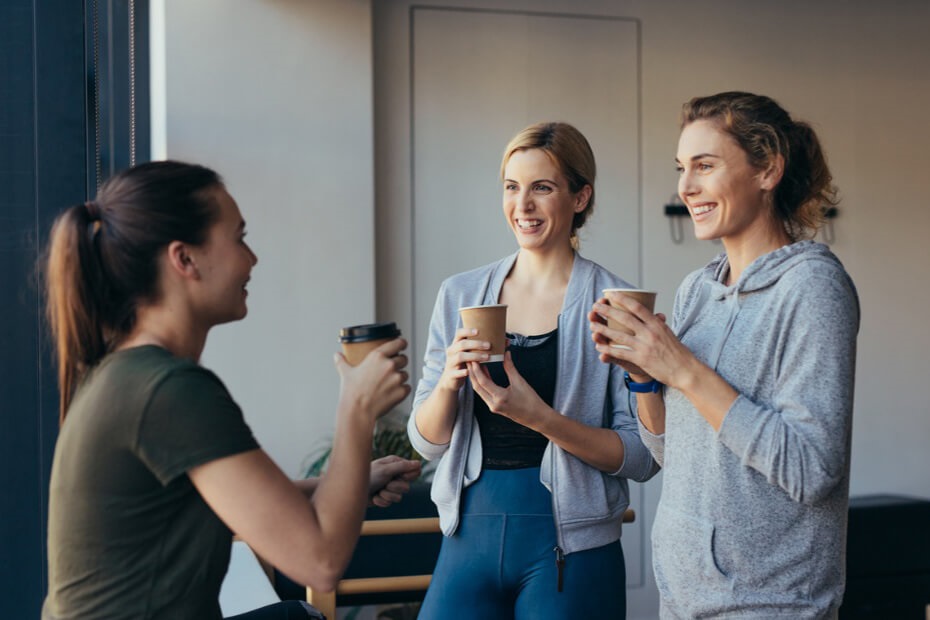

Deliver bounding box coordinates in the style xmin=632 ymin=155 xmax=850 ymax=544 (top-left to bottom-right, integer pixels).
xmin=157 ymin=0 xmax=376 ymax=477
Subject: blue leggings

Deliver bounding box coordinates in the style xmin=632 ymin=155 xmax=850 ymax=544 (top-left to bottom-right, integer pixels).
xmin=418 ymin=467 xmax=626 ymax=620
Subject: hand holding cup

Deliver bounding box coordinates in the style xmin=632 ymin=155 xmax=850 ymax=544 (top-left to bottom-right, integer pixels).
xmin=590 ymin=289 xmax=657 ymax=378
xmin=601 ymin=289 xmax=657 ymax=349
xmin=437 ymin=305 xmax=508 ymax=393
xmin=458 ymin=305 xmax=507 ymax=363
xmin=339 ymin=322 xmax=402 ymax=367
xmin=336 ymin=322 xmax=411 ymax=423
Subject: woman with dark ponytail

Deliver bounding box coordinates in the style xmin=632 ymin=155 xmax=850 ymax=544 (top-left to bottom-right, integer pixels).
xmin=590 ymin=92 xmax=859 ymax=618
xmin=42 ymin=161 xmax=420 ymax=620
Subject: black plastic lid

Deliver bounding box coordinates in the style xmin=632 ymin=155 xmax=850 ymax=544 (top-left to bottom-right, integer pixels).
xmin=339 ymin=322 xmax=401 ymax=343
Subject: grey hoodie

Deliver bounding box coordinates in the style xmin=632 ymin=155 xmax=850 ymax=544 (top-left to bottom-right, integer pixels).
xmin=408 ymin=251 xmax=659 ymax=555
xmin=640 ymin=241 xmax=859 ymax=619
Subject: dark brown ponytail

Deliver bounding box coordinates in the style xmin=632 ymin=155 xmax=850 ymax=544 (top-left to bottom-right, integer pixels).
xmin=43 ymin=161 xmax=223 ymax=424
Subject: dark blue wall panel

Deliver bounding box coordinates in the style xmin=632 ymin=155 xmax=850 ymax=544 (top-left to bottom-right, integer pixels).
xmin=0 ymin=0 xmax=87 ymax=617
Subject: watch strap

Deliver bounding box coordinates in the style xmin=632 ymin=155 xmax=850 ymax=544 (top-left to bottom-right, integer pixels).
xmin=623 ymin=371 xmax=662 ymax=393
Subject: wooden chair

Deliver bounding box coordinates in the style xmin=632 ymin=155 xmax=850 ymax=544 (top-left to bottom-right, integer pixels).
xmin=306 ymin=515 xmax=441 ymax=619
xmin=261 ymin=481 xmax=439 ymax=619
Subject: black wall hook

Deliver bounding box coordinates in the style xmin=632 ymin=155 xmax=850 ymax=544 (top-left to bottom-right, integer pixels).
xmin=664 ymin=200 xmax=689 ymax=243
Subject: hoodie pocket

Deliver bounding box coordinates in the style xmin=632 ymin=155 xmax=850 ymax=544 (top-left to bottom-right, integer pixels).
xmin=555 ymin=462 xmax=611 ymax=522
xmin=653 ymin=504 xmax=729 ymax=602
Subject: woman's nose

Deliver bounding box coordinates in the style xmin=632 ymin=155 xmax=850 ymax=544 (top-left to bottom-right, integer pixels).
xmin=678 ymin=171 xmax=698 ymax=198
xmin=516 ymin=190 xmax=534 ymax=211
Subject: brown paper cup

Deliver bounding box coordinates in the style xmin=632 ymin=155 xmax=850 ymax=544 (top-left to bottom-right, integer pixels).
xmin=459 ymin=304 xmax=507 ymax=363
xmin=339 ymin=322 xmax=401 ymax=367
xmin=602 ymin=289 xmax=657 ymax=350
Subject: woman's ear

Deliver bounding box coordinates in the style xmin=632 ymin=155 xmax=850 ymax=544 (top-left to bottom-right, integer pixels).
xmin=574 ymin=184 xmax=593 ymax=213
xmin=166 ymin=240 xmax=200 ymax=280
xmin=759 ymin=154 xmax=785 ymax=191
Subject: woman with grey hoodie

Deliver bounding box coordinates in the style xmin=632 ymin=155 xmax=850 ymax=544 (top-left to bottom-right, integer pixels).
xmin=589 ymin=92 xmax=859 ymax=619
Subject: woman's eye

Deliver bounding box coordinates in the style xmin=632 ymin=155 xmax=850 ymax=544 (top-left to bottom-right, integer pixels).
xmin=675 ymin=165 xmax=684 ymax=174
xmin=504 ymin=183 xmax=518 ymax=191
xmin=698 ymin=163 xmax=712 ymax=171
xmin=534 ymin=184 xmax=552 ymax=192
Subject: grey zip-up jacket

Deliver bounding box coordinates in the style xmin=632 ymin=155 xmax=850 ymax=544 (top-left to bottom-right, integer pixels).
xmin=640 ymin=241 xmax=859 ymax=619
xmin=408 ymin=251 xmax=659 ymax=554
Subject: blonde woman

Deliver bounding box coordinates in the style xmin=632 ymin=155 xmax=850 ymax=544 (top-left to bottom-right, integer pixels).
xmin=409 ymin=122 xmax=658 ymax=619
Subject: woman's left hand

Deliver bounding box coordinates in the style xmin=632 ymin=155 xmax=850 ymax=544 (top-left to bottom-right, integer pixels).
xmin=368 ymin=455 xmax=422 ymax=508
xmin=588 ymin=295 xmax=693 ymax=388
xmin=468 ymin=352 xmax=550 ymax=428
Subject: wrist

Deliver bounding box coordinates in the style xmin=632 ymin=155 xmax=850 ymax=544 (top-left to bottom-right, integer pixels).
xmin=337 ymin=396 xmax=378 ymax=433
xmin=673 ymin=357 xmax=704 ymax=394
xmin=437 ymin=377 xmax=460 ymax=393
xmin=624 ymin=371 xmax=663 ymax=394
xmin=627 ymin=371 xmax=653 ymax=383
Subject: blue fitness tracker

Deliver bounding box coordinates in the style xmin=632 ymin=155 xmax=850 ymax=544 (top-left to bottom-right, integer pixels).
xmin=623 ymin=371 xmax=662 ymax=393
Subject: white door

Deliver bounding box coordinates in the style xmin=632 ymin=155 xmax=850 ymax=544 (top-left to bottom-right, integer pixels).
xmin=374 ymin=3 xmax=655 ymax=613
xmin=410 ymin=8 xmax=641 ymax=333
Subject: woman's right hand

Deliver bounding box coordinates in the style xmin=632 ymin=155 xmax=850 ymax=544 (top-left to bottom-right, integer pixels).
xmin=334 ymin=338 xmax=411 ymax=424
xmin=589 ymin=296 xmax=692 ymax=389
xmin=437 ymin=327 xmax=491 ymax=393
xmin=587 ymin=298 xmax=653 ymax=378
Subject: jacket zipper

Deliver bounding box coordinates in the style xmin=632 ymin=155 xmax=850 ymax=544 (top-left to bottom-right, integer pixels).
xmin=550 ymin=312 xmax=566 ymax=592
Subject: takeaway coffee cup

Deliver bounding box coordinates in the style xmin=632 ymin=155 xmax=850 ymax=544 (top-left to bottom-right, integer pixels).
xmin=339 ymin=322 xmax=402 ymax=366
xmin=602 ymin=289 xmax=657 ymax=350
xmin=458 ymin=304 xmax=507 ymax=363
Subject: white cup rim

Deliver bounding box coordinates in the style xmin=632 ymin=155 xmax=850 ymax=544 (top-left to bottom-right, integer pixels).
xmin=602 ymin=288 xmax=657 ymax=294
xmin=459 ymin=304 xmax=508 ymax=312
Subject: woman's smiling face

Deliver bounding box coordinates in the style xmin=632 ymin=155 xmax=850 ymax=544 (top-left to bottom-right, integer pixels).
xmin=676 ymin=119 xmax=778 ymax=246
xmin=187 ymin=187 xmax=258 ymax=326
xmin=502 ymin=148 xmax=589 ymax=253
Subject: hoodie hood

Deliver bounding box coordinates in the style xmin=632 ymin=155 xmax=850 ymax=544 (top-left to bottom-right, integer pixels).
xmin=676 ymin=240 xmax=857 ymax=370
xmin=711 ymin=239 xmax=845 ymax=294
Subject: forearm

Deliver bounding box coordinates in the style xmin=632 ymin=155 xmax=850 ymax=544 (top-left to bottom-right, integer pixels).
xmin=673 ymin=357 xmax=738 ymax=432
xmin=412 ymin=384 xmax=459 ymax=445
xmin=534 ymin=409 xmax=624 ymax=473
xmin=308 ymin=406 xmax=376 ymax=572
xmin=189 ymin=449 xmax=359 ymax=591
xmin=635 ymin=391 xmax=666 ymax=435
xmin=633 ymin=354 xmax=737 ymax=436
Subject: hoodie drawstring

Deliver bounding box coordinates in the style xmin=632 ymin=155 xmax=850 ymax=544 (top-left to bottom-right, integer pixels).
xmin=707 ymin=290 xmax=742 ymax=370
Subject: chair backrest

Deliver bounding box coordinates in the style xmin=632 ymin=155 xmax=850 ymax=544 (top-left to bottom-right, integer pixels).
xmin=302 ymin=482 xmax=442 ymax=619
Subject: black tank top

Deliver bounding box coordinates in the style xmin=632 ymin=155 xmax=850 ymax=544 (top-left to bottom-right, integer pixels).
xmin=473 ymin=328 xmax=557 ymax=469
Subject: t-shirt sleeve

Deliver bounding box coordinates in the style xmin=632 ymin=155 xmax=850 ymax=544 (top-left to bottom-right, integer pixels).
xmin=136 ymin=366 xmax=259 ymax=485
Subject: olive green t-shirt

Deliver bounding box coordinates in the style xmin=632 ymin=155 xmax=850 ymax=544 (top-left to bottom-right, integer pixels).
xmin=42 ymin=346 xmax=259 ymax=620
